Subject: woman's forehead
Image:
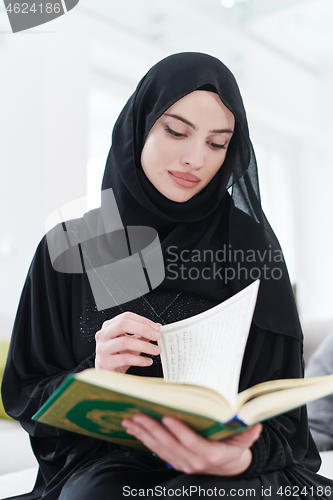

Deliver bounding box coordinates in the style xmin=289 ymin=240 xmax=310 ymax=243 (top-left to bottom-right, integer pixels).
xmin=162 ymin=91 xmax=235 ymax=128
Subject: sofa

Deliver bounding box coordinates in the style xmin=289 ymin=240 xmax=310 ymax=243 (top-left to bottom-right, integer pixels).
xmin=0 ymin=340 xmax=38 ymax=498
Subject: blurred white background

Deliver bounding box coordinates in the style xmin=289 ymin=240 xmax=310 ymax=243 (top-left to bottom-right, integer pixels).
xmin=0 ymin=0 xmax=332 ymax=354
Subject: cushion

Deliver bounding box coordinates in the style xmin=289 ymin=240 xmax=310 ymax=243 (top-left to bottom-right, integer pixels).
xmin=319 ymin=451 xmax=333 ymax=479
xmin=0 ymin=466 xmax=38 ymax=498
xmin=0 ymin=339 xmax=12 ymax=419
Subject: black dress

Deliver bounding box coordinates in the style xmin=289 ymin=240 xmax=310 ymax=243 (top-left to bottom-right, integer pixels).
xmin=2 ymin=235 xmax=333 ymax=500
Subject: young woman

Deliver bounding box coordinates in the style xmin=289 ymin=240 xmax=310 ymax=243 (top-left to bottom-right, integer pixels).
xmin=2 ymin=52 xmax=332 ymax=499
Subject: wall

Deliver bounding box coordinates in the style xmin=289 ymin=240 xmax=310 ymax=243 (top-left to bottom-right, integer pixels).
xmin=0 ymin=12 xmax=166 ymax=339
xmin=0 ymin=8 xmax=331 ymax=343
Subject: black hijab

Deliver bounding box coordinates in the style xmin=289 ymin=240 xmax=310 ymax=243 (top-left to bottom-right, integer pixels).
xmin=101 ymin=52 xmax=302 ymax=340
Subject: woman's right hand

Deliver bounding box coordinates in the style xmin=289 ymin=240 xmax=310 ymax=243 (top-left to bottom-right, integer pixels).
xmin=95 ymin=312 xmax=161 ymax=373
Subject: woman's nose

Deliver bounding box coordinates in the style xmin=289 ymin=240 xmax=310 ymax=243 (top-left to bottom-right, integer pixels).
xmin=181 ymin=142 xmax=205 ymax=169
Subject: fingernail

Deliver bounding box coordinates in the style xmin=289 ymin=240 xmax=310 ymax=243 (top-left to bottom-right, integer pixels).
xmin=133 ymin=413 xmax=144 ymax=422
xmin=151 ymin=323 xmax=160 ymax=331
xmin=162 ymin=416 xmax=174 ymax=427
xmin=151 ymin=329 xmax=159 ymax=340
xmin=153 ymin=345 xmax=160 ymax=354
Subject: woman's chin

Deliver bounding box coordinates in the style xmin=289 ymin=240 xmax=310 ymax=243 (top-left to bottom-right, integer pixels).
xmin=157 ymin=183 xmax=199 ymax=203
xmin=163 ymin=191 xmax=195 ymax=203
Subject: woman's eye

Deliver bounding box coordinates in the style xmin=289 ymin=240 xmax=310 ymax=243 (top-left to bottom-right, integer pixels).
xmin=208 ymin=141 xmax=227 ymax=150
xmin=165 ymin=126 xmax=184 ymax=138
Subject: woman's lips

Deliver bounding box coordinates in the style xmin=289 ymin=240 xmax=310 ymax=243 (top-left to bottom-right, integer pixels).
xmin=168 ymin=170 xmax=200 ymax=188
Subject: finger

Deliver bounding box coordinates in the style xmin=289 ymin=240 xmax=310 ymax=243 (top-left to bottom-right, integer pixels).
xmin=123 ymin=422 xmax=162 ymax=455
xmin=226 ymin=423 xmax=263 ymax=448
xmin=118 ymin=312 xmax=161 ymax=327
xmin=123 ymin=415 xmax=217 ymax=474
xmin=122 ymin=414 xmax=179 ymax=456
xmin=100 ymin=352 xmax=154 ymax=370
xmin=106 ymin=336 xmax=161 ymax=357
xmin=102 ymin=312 xmax=161 ymax=334
xmin=146 ymin=415 xmax=219 ymax=473
xmin=162 ymin=418 xmax=262 ymax=465
xmin=162 ymin=416 xmax=208 ymax=450
xmin=97 ymin=316 xmax=160 ymax=342
xmin=131 ymin=413 xmax=177 ymax=445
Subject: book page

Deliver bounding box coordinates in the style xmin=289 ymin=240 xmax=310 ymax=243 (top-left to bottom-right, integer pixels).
xmin=238 ymin=374 xmax=333 ymax=425
xmin=158 ymin=280 xmax=259 ymax=407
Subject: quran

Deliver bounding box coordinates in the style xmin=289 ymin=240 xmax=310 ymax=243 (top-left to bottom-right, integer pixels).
xmin=33 ymin=281 xmax=333 ymax=450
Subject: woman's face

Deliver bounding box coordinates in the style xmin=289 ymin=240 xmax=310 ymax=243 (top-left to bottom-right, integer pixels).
xmin=141 ymin=90 xmax=235 ymax=203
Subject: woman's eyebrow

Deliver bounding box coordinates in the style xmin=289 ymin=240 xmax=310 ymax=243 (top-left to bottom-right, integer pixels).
xmin=164 ymin=113 xmax=233 ymax=134
xmin=210 ymin=128 xmax=234 ymax=134
xmin=164 ymin=113 xmax=196 ymax=129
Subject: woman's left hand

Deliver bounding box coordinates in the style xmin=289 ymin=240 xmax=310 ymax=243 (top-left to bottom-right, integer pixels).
xmin=122 ymin=413 xmax=262 ymax=476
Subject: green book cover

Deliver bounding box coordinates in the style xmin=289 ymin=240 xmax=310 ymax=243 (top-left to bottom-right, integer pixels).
xmin=32 ymin=374 xmax=246 ymax=450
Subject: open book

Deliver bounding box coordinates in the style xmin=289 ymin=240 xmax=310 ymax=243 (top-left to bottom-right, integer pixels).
xmin=32 ymin=281 xmax=333 ymax=450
